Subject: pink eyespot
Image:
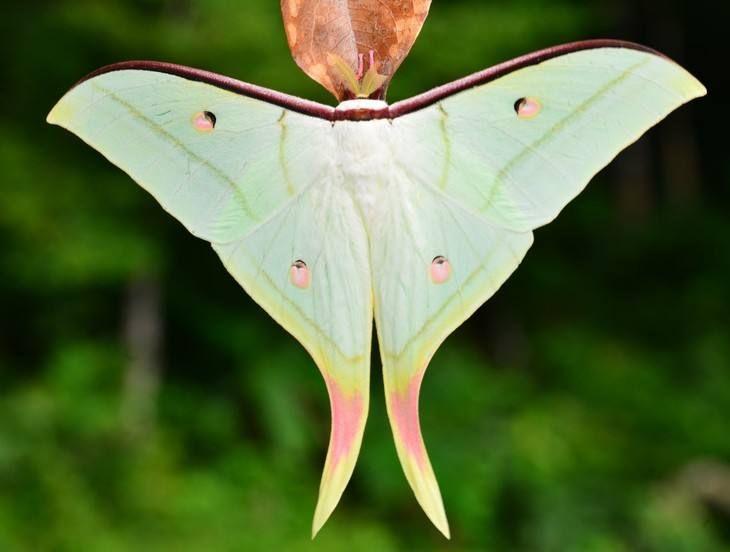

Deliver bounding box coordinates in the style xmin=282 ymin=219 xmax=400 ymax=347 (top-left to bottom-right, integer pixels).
xmin=430 ymin=256 xmax=451 ymax=284
xmin=290 ymin=260 xmax=310 ymax=289
xmin=192 ymin=111 xmax=216 ymax=132
xmin=514 ymin=97 xmax=541 ymax=119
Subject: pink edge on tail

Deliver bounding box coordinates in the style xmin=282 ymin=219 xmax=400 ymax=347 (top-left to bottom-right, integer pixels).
xmin=312 ymin=374 xmax=368 ymax=537
xmin=389 ymin=370 xmax=427 ymax=467
xmin=325 ymin=376 xmax=365 ymax=470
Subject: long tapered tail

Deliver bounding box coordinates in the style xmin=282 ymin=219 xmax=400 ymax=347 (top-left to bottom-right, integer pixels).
xmin=311 ymin=370 xmax=369 ymax=537
xmin=382 ymin=356 xmax=450 ymax=538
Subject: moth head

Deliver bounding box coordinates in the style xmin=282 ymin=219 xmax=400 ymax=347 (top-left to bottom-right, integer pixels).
xmin=328 ymin=51 xmax=388 ymax=100
xmin=281 ymin=0 xmax=432 ymax=102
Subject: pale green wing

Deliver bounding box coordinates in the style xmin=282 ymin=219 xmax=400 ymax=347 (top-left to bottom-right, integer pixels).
xmin=375 ymin=45 xmax=706 ymax=535
xmin=47 ymin=68 xmax=371 ymax=536
xmin=394 ymin=46 xmax=707 ymax=232
xmin=370 ymin=180 xmax=533 ymax=538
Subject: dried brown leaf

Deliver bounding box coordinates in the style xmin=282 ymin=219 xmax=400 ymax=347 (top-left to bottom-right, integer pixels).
xmin=281 ymin=0 xmax=431 ymax=101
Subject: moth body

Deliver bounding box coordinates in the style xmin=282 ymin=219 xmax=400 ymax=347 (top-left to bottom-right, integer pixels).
xmin=334 ymin=100 xmax=392 ymax=222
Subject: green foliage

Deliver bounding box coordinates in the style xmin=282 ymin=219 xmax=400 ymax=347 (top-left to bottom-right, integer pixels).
xmin=1 ymin=0 xmax=727 ymax=550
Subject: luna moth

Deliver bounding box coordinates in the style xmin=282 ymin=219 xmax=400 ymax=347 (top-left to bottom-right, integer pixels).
xmin=47 ymin=1 xmax=705 ymax=537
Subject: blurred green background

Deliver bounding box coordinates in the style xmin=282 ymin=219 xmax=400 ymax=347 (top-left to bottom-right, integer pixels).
xmin=1 ymin=0 xmax=728 ymax=550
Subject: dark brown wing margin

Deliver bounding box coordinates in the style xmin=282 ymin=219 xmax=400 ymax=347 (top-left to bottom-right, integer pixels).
xmin=70 ymin=40 xmax=667 ymax=122
xmin=388 ymin=39 xmax=668 ymax=118
xmin=74 ymin=60 xmax=336 ymax=120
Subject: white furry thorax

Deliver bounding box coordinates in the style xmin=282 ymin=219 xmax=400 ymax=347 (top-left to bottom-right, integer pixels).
xmin=335 ymin=99 xmax=388 ymax=112
xmin=333 ymin=112 xmax=393 ymax=222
